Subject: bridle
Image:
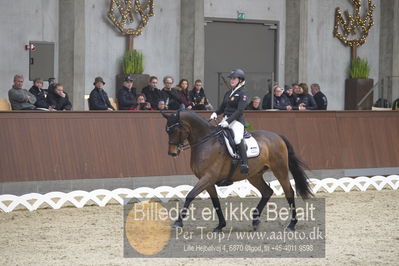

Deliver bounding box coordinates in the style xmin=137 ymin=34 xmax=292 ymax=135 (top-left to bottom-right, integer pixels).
xmin=166 ymin=118 xmax=222 ymax=152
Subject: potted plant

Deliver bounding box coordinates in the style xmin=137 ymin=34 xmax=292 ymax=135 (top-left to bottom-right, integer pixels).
xmin=116 ymin=50 xmax=150 ymax=96
xmin=345 ymin=57 xmax=374 ymax=110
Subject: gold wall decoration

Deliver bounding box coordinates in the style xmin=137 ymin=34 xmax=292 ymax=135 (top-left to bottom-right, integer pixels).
xmin=108 ymin=0 xmax=155 ymax=50
xmin=333 ymin=0 xmax=376 ymax=59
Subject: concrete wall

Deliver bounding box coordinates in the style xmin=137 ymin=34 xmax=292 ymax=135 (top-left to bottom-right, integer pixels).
xmin=84 ymin=0 xmax=181 ymax=100
xmin=304 ymin=0 xmax=380 ymax=110
xmin=204 ymin=0 xmax=286 ymax=86
xmin=0 ymin=0 xmax=58 ymax=99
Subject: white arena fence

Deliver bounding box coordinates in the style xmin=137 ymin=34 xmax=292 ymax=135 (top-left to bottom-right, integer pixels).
xmin=0 ymin=175 xmax=398 ymax=213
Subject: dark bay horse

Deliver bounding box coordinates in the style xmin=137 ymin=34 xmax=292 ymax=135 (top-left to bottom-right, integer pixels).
xmin=162 ymin=110 xmax=313 ymax=232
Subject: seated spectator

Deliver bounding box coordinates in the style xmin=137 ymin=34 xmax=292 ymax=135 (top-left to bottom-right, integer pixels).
xmin=246 ymin=96 xmax=262 ymax=110
xmin=156 ymin=99 xmax=166 ymax=110
xmin=161 ymin=76 xmax=182 ymax=110
xmin=47 ymin=83 xmax=72 ymax=110
xmin=135 ymin=94 xmax=152 ymax=110
xmin=190 ymin=79 xmax=210 ymax=110
xmin=29 ymin=78 xmax=50 ymax=109
xmin=47 ymin=78 xmax=56 ymax=94
xmin=285 ymin=84 xmax=296 ymax=107
xmin=141 ymin=76 xmax=162 ymax=109
xmin=264 ymin=85 xmax=292 ymax=110
xmin=88 ymin=77 xmax=114 ymax=111
xmin=177 ymin=79 xmax=193 ymax=110
xmin=311 ymin=83 xmax=328 ymax=110
xmin=117 ymin=76 xmax=137 ymax=110
xmin=8 ymin=74 xmax=37 ymax=110
xmin=261 ymin=87 xmax=272 ymax=110
xmin=293 ymin=83 xmax=317 ymax=110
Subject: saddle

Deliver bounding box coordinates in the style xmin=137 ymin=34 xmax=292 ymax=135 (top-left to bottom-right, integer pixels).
xmin=219 ymin=129 xmax=260 ymax=159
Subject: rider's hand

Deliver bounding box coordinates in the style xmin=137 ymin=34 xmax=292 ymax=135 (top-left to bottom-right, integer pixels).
xmin=210 ymin=112 xmax=217 ymax=120
xmin=219 ymin=120 xmax=229 ymax=128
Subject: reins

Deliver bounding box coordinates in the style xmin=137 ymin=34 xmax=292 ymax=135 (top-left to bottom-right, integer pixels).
xmin=178 ymin=126 xmax=223 ymax=151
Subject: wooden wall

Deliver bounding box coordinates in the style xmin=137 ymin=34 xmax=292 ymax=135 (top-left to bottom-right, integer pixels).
xmin=0 ymin=111 xmax=398 ymax=183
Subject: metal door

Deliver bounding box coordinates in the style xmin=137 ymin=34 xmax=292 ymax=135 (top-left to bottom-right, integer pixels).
xmin=204 ymin=20 xmax=277 ymax=106
xmin=29 ymin=41 xmax=55 ymax=81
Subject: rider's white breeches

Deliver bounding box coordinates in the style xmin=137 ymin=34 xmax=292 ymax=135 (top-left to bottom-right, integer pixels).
xmin=229 ymin=120 xmax=244 ymax=144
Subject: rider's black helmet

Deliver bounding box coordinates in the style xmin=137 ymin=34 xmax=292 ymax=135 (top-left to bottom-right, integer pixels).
xmin=228 ymin=69 xmax=245 ymax=80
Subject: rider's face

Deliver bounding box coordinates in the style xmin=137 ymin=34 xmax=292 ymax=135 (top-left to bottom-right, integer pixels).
xmin=230 ymin=77 xmax=240 ymax=88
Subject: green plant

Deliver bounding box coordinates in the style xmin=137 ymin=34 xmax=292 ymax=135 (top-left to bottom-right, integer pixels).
xmin=350 ymin=57 xmax=370 ymax=78
xmin=123 ymin=50 xmax=144 ymax=74
xmin=244 ymin=122 xmax=254 ymax=131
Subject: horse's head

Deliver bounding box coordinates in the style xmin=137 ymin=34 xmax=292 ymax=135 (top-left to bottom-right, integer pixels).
xmin=161 ymin=111 xmax=189 ymax=157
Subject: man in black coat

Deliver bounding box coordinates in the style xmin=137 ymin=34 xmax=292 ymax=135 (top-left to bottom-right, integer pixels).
xmin=88 ymin=77 xmax=115 ymax=111
xmin=141 ymin=76 xmax=162 ymax=109
xmin=161 ymin=76 xmax=181 ymax=110
xmin=117 ymin=76 xmax=137 ymax=110
xmin=311 ymin=83 xmax=328 ymax=110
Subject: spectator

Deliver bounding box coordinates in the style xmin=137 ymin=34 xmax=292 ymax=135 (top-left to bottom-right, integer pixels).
xmin=246 ymin=96 xmax=262 ymax=110
xmin=88 ymin=77 xmax=114 ymax=111
xmin=161 ymin=76 xmax=181 ymax=110
xmin=29 ymin=78 xmax=50 ymax=109
xmin=117 ymin=76 xmax=137 ymax=110
xmin=141 ymin=76 xmax=162 ymax=109
xmin=311 ymin=83 xmax=328 ymax=110
xmin=177 ymin=79 xmax=193 ymax=110
xmin=156 ymin=99 xmax=166 ymax=110
xmin=261 ymin=87 xmax=272 ymax=110
xmin=264 ymin=85 xmax=292 ymax=110
xmin=293 ymin=83 xmax=317 ymax=110
xmin=135 ymin=94 xmax=152 ymax=110
xmin=47 ymin=83 xmax=72 ymax=110
xmin=284 ymin=84 xmax=296 ymax=107
xmin=8 ymin=74 xmax=37 ymax=110
xmin=47 ymin=78 xmax=56 ymax=94
xmin=190 ymin=79 xmax=210 ymax=110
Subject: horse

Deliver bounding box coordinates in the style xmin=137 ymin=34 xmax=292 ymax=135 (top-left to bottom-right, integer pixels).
xmin=161 ymin=110 xmax=313 ymax=232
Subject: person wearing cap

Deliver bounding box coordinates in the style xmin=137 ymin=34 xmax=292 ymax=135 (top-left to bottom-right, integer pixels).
xmin=209 ymin=69 xmax=249 ymax=185
xmin=117 ymin=75 xmax=137 ymax=110
xmin=29 ymin=78 xmax=50 ymax=109
xmin=88 ymin=77 xmax=114 ymax=111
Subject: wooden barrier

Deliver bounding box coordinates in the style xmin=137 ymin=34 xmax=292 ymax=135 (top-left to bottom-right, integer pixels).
xmin=0 ymin=111 xmax=398 ymax=183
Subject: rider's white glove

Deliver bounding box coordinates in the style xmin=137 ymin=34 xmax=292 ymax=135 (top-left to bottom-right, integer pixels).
xmin=210 ymin=112 xmax=217 ymax=120
xmin=219 ymin=120 xmax=229 ymax=128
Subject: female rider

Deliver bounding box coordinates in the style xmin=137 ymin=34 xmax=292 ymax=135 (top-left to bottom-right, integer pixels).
xmin=210 ymin=69 xmax=249 ymax=185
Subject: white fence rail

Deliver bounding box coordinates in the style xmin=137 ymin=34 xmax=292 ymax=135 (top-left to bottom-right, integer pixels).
xmin=1 ymin=175 xmax=398 ymax=213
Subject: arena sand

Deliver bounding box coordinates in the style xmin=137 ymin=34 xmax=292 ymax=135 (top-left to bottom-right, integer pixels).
xmin=0 ymin=189 xmax=398 ymax=265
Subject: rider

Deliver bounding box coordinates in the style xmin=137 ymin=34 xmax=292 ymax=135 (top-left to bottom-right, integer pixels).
xmin=210 ymin=69 xmax=249 ymax=180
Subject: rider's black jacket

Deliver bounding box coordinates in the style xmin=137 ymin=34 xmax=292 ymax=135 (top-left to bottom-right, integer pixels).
xmin=216 ymin=85 xmax=248 ymax=124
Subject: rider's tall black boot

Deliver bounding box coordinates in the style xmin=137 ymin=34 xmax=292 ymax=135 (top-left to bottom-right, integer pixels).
xmin=239 ymin=140 xmax=249 ymax=174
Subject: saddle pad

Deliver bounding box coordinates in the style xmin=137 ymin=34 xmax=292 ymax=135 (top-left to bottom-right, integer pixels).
xmin=223 ymin=135 xmax=260 ymax=159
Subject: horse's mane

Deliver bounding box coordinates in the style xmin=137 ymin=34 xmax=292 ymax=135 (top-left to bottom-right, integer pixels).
xmin=180 ymin=110 xmax=215 ymax=130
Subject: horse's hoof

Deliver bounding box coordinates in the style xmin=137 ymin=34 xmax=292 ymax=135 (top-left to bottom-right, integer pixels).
xmin=252 ymin=220 xmax=261 ymax=231
xmin=173 ymin=220 xmax=183 ymax=228
xmin=287 ymin=219 xmax=297 ymax=231
xmin=213 ymin=227 xmax=223 ymax=233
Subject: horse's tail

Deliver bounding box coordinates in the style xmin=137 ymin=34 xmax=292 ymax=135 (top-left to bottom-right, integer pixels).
xmin=279 ymin=135 xmax=313 ymax=199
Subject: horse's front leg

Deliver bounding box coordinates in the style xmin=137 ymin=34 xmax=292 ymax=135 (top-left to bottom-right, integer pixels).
xmin=206 ymin=185 xmax=226 ymax=232
xmin=173 ymin=178 xmax=211 ymax=228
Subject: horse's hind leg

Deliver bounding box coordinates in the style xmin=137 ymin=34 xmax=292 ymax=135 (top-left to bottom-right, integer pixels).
xmin=206 ymin=185 xmax=226 ymax=232
xmin=248 ymin=174 xmax=274 ymax=231
xmin=173 ymin=178 xmax=211 ymax=228
xmin=271 ymin=163 xmax=298 ymax=231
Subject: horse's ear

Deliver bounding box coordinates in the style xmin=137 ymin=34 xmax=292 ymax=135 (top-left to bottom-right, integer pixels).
xmin=161 ymin=111 xmax=169 ymax=119
xmin=177 ymin=110 xmax=180 ymax=120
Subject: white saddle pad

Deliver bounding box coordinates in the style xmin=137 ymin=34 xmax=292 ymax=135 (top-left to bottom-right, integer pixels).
xmin=223 ymin=136 xmax=260 ymax=159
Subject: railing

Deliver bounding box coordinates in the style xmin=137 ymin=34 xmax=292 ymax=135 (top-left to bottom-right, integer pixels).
xmin=358 ymin=76 xmax=399 ymax=109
